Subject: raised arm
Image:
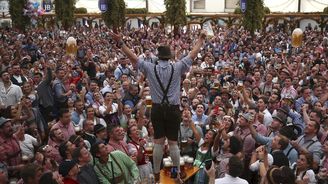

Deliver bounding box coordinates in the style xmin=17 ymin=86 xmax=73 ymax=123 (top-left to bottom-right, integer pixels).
xmin=109 ymin=32 xmax=138 ymax=65
xmin=188 ymin=30 xmax=207 ymax=60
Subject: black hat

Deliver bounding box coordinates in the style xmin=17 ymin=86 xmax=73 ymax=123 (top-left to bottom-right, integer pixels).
xmin=94 ymin=124 xmax=106 ymax=134
xmin=279 ymin=125 xmax=298 ymax=140
xmin=157 ymin=46 xmax=172 ymax=60
xmin=277 ymin=106 xmax=290 ymax=115
xmin=58 ymin=160 xmax=78 ymax=177
xmin=272 ymin=113 xmax=287 ymax=126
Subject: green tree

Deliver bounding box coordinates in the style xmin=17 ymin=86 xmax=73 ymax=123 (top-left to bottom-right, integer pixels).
xmin=164 ymin=0 xmax=187 ymax=35
xmin=242 ymin=0 xmax=265 ymax=35
xmin=324 ymin=7 xmax=328 ymax=13
xmin=9 ymin=0 xmax=30 ymax=30
xmin=55 ymin=0 xmax=76 ymax=30
xmin=74 ymin=7 xmax=88 ymax=14
xmin=102 ymin=0 xmax=126 ymax=31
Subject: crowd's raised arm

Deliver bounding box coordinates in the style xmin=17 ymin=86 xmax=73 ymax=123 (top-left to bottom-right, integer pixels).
xmin=0 ymin=23 xmax=327 ymax=184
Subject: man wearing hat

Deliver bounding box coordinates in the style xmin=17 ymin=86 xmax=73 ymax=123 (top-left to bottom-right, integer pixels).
xmin=109 ymin=30 xmax=207 ymax=181
xmin=94 ymin=124 xmax=107 ymax=143
xmin=233 ymin=113 xmax=256 ymax=182
xmin=59 ymin=160 xmax=80 ymax=184
xmin=0 ymin=117 xmax=23 ymax=177
xmin=247 ymin=113 xmax=299 ymax=165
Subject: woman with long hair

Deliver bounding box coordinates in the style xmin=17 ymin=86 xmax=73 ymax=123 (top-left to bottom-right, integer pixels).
xmin=191 ymin=120 xmax=220 ymax=184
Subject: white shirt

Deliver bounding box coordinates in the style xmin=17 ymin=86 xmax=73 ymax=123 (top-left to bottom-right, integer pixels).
xmin=215 ymin=174 xmax=248 ymax=184
xmin=249 ymin=154 xmax=273 ymax=171
xmin=99 ymin=103 xmax=118 ymax=116
xmin=263 ymin=109 xmax=273 ymax=127
xmin=19 ymin=134 xmax=38 ymax=159
xmin=0 ymin=82 xmax=23 ymax=107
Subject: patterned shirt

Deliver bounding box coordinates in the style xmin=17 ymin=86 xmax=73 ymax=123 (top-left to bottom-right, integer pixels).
xmin=137 ymin=57 xmax=192 ymax=105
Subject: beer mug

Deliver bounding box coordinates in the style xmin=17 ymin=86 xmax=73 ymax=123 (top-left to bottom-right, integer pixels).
xmin=237 ymin=81 xmax=244 ymax=91
xmin=74 ymin=126 xmax=82 ymax=135
xmin=180 ymin=159 xmax=185 ymax=172
xmin=291 ymin=28 xmax=303 ymax=48
xmin=145 ymin=142 xmax=153 ymax=156
xmin=145 ymin=95 xmax=152 ymax=108
xmin=66 ymin=37 xmax=77 ymax=56
xmin=186 ymin=157 xmax=194 ymax=169
xmin=180 ymin=137 xmax=188 ymax=149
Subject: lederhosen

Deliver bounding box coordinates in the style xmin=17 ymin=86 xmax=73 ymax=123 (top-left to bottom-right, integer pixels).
xmin=151 ymin=63 xmax=181 ymax=140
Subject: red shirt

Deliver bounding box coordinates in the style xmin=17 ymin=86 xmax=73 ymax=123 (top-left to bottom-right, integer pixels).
xmin=0 ymin=135 xmax=21 ymax=167
xmin=63 ymin=178 xmax=79 ymax=184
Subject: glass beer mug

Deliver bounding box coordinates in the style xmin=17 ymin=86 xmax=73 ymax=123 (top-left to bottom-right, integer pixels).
xmin=66 ymin=37 xmax=77 ymax=56
xmin=291 ymin=28 xmax=303 ymax=48
xmin=145 ymin=95 xmax=152 ymax=108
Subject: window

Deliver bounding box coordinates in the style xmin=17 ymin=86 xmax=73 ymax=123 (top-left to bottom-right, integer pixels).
xmin=193 ymin=0 xmax=205 ymax=9
xmin=225 ymin=0 xmax=239 ymax=9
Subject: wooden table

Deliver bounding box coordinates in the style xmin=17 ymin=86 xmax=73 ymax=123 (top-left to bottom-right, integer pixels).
xmin=160 ymin=166 xmax=199 ymax=184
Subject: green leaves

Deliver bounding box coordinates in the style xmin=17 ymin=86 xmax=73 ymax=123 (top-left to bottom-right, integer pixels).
xmin=242 ymin=0 xmax=265 ymax=35
xmin=102 ymin=0 xmax=126 ymax=29
xmin=164 ymin=0 xmax=187 ymax=26
xmin=55 ymin=0 xmax=76 ymax=30
xmin=9 ymin=0 xmax=30 ymax=30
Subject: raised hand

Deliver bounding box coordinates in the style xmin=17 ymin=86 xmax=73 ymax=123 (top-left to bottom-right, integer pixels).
xmin=108 ymin=31 xmax=123 ymax=42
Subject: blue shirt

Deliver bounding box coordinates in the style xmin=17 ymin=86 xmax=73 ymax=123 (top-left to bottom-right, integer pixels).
xmin=137 ymin=56 xmax=192 ymax=105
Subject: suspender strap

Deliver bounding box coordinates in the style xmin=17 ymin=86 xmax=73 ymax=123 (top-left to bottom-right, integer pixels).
xmin=286 ymin=147 xmax=294 ymax=157
xmin=297 ymin=135 xmax=318 ymax=150
xmin=154 ymin=63 xmax=174 ymax=105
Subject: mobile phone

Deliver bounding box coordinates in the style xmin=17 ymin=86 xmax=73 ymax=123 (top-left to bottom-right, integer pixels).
xmin=205 ymin=159 xmax=212 ymax=170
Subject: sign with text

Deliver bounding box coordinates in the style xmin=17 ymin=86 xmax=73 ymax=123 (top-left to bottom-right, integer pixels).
xmin=98 ymin=0 xmax=108 ymax=13
xmin=240 ymin=0 xmax=246 ymax=13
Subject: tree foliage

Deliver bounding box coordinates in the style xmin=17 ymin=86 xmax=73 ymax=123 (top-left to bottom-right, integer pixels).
xmin=126 ymin=8 xmax=148 ymax=14
xmin=55 ymin=0 xmax=76 ymax=30
xmin=242 ymin=0 xmax=265 ymax=34
xmin=164 ymin=0 xmax=186 ymax=26
xmin=75 ymin=7 xmax=87 ymax=14
xmin=102 ymin=0 xmax=126 ymax=30
xmin=9 ymin=0 xmax=30 ymax=30
xmin=324 ymin=7 xmax=328 ymax=13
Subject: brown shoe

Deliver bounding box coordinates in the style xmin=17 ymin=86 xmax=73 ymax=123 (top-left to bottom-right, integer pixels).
xmin=154 ymin=173 xmax=160 ymax=183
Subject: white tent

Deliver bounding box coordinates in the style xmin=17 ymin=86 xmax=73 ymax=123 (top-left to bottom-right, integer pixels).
xmin=76 ymin=0 xmax=328 ymax=13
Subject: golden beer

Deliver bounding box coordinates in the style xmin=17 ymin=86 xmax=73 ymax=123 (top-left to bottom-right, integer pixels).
xmin=145 ymin=144 xmax=153 ymax=155
xmin=180 ymin=138 xmax=188 ymax=149
xmin=291 ymin=28 xmax=303 ymax=48
xmin=145 ymin=95 xmax=152 ymax=108
xmin=66 ymin=37 xmax=77 ymax=56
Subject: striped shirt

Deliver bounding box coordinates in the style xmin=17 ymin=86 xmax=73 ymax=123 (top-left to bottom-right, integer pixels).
xmin=137 ymin=56 xmax=192 ymax=105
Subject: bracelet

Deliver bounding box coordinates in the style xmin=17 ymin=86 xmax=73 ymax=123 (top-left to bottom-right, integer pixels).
xmin=117 ymin=40 xmax=124 ymax=48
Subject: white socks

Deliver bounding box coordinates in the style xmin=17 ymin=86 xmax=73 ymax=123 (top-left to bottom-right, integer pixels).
xmin=153 ymin=143 xmax=164 ymax=174
xmin=169 ymin=144 xmax=180 ymax=172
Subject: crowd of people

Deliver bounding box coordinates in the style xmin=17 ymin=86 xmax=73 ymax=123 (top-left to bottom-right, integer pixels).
xmin=0 ymin=22 xmax=327 ymax=184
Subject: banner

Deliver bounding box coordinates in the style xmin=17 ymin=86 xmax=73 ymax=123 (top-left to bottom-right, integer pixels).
xmin=98 ymin=0 xmax=108 ymax=13
xmin=42 ymin=0 xmax=52 ymax=12
xmin=240 ymin=0 xmax=246 ymax=13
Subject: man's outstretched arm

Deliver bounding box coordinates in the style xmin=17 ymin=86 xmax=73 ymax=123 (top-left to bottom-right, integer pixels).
xmin=109 ymin=32 xmax=138 ymax=65
xmin=188 ymin=30 xmax=207 ymax=60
